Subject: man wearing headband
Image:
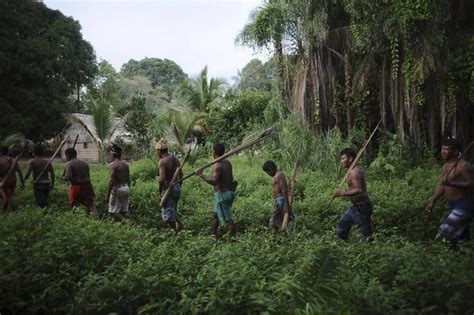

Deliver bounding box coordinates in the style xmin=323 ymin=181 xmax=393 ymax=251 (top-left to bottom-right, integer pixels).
xmin=426 ymin=138 xmax=474 ymax=247
xmin=107 ymin=144 xmax=130 ymax=221
xmin=156 ymin=138 xmax=184 ymax=230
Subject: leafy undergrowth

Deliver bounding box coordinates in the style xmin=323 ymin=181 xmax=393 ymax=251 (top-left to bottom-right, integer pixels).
xmin=1 ymin=156 xmax=473 ymax=314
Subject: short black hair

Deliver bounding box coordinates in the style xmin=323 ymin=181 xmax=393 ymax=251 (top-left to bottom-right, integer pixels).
xmin=111 ymin=144 xmax=122 ymax=158
xmin=213 ymin=143 xmax=225 ymax=156
xmin=33 ymin=145 xmax=44 ymax=156
xmin=340 ymin=148 xmax=357 ymax=159
xmin=0 ymin=146 xmax=8 ymax=155
xmin=65 ymin=148 xmax=77 ymax=158
xmin=442 ymin=138 xmax=462 ymax=153
xmin=262 ymin=160 xmax=277 ymax=172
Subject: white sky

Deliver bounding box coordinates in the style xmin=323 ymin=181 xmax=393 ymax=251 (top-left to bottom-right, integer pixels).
xmin=43 ymin=0 xmax=270 ymax=80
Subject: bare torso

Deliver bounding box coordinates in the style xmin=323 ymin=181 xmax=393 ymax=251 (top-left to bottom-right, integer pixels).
xmin=214 ymin=159 xmax=234 ymax=192
xmin=109 ymin=159 xmax=130 ymax=187
xmin=442 ymin=159 xmax=473 ymax=201
xmin=159 ymin=154 xmax=180 ymax=190
xmin=0 ymin=156 xmax=9 ymax=178
xmin=272 ymin=171 xmax=287 ymax=198
xmin=64 ymin=158 xmax=91 ymax=184
xmin=28 ymin=157 xmax=52 ymax=182
xmin=348 ymin=166 xmax=370 ymax=203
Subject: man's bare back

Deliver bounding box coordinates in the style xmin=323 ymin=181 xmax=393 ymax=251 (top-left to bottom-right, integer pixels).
xmin=27 ymin=157 xmax=52 ymax=182
xmin=110 ymin=159 xmax=130 ymax=187
xmin=271 ymin=171 xmax=288 ymax=198
xmin=158 ymin=154 xmax=180 ymax=190
xmin=213 ymin=159 xmax=234 ymax=192
xmin=64 ymin=158 xmax=91 ymax=184
xmin=0 ymin=157 xmax=9 ymax=178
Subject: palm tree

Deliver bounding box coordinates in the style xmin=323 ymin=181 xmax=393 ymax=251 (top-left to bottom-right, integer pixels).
xmin=174 ymin=66 xmax=226 ymax=113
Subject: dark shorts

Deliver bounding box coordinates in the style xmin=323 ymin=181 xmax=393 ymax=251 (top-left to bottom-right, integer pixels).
xmin=336 ymin=202 xmax=373 ymax=240
xmin=437 ymin=200 xmax=474 ymax=242
xmin=34 ymin=182 xmax=50 ymax=208
xmin=69 ymin=182 xmax=95 ymax=208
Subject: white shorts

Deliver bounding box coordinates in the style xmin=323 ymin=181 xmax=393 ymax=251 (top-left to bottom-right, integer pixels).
xmin=108 ymin=184 xmax=130 ymax=214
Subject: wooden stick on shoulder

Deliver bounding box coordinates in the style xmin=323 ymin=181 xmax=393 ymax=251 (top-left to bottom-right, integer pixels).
xmin=324 ymin=114 xmax=385 ymax=212
xmin=180 ymin=127 xmax=274 ymax=183
xmin=33 ymin=136 xmax=69 ymax=184
xmin=159 ymin=147 xmax=193 ymax=208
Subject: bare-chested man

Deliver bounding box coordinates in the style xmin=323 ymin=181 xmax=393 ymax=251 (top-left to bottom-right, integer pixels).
xmin=197 ymin=143 xmax=237 ymax=237
xmin=107 ymin=145 xmax=130 ymax=221
xmin=262 ymin=160 xmax=291 ymax=232
xmin=332 ymin=148 xmax=373 ymax=240
xmin=24 ymin=145 xmax=55 ymax=208
xmin=62 ymin=148 xmax=100 ymax=219
xmin=0 ymin=146 xmax=25 ymax=211
xmin=156 ymin=138 xmax=184 ymax=230
xmin=426 ymin=138 xmax=474 ymax=245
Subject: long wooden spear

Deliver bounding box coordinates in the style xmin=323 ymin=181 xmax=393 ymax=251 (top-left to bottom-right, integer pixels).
xmin=159 ymin=146 xmax=193 ymax=208
xmin=180 ymin=127 xmax=275 ymax=183
xmin=32 ymin=136 xmax=69 ymax=184
xmin=322 ymin=114 xmax=385 ymax=216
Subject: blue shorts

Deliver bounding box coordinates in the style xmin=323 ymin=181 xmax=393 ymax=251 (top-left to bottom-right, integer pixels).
xmin=213 ymin=191 xmax=235 ymax=223
xmin=437 ymin=200 xmax=473 ymax=242
xmin=269 ymin=196 xmax=287 ymax=227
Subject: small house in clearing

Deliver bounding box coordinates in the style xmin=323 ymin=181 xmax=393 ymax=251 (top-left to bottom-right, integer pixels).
xmin=60 ymin=113 xmax=130 ymax=163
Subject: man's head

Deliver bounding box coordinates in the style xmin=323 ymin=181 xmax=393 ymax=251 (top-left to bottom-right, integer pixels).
xmin=213 ymin=143 xmax=225 ymax=158
xmin=65 ymin=148 xmax=77 ymax=161
xmin=155 ymin=138 xmax=169 ymax=158
xmin=262 ymin=160 xmax=277 ymax=176
xmin=340 ymin=148 xmax=357 ymax=168
xmin=110 ymin=144 xmax=122 ymax=160
xmin=0 ymin=146 xmax=8 ymax=156
xmin=33 ymin=144 xmax=44 ymax=157
xmin=441 ymin=138 xmax=462 ymax=161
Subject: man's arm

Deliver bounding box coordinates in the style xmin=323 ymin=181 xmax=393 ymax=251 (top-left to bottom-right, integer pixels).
xmin=441 ymin=162 xmax=474 ymax=190
xmin=158 ymin=160 xmax=168 ymax=192
xmin=197 ymin=164 xmax=221 ymax=186
xmin=48 ymin=164 xmax=55 ymax=189
xmin=107 ymin=165 xmax=116 ymax=201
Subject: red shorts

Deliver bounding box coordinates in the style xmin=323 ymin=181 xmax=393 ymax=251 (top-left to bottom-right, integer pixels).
xmin=69 ymin=182 xmax=95 ymax=208
xmin=0 ymin=176 xmax=16 ymax=199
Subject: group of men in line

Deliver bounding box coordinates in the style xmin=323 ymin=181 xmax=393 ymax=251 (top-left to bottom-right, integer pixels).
xmin=0 ymin=137 xmax=473 ymax=245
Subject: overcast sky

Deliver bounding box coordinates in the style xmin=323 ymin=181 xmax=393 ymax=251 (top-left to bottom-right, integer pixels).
xmin=43 ymin=0 xmax=269 ymax=80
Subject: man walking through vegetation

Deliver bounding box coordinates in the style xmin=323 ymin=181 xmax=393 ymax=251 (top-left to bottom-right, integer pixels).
xmin=0 ymin=146 xmax=25 ymax=211
xmin=262 ymin=160 xmax=291 ymax=232
xmin=197 ymin=143 xmax=237 ymax=238
xmin=62 ymin=148 xmax=100 ymax=219
xmin=333 ymin=148 xmax=373 ymax=240
xmin=156 ymin=138 xmax=184 ymax=230
xmin=24 ymin=145 xmax=55 ymax=208
xmin=426 ymin=138 xmax=474 ymax=246
xmin=107 ymin=144 xmax=130 ymax=221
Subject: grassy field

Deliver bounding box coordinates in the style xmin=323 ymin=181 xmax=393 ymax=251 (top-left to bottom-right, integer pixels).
xmin=1 ymin=156 xmax=474 ymax=314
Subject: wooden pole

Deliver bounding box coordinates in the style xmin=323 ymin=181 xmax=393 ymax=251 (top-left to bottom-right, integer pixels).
xmin=159 ymin=146 xmax=193 ymax=208
xmin=180 ymin=128 xmax=274 ymax=183
xmin=322 ymin=114 xmax=385 ymax=215
xmin=33 ymin=136 xmax=69 ymax=184
xmin=282 ymin=139 xmax=303 ymax=231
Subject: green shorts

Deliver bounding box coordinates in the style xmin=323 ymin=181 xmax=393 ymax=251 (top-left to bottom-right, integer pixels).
xmin=213 ymin=191 xmax=235 ymax=222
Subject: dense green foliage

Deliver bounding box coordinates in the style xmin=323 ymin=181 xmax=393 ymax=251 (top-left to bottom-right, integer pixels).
xmin=0 ymin=0 xmax=97 ymax=140
xmin=1 ymin=154 xmax=474 ymax=313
